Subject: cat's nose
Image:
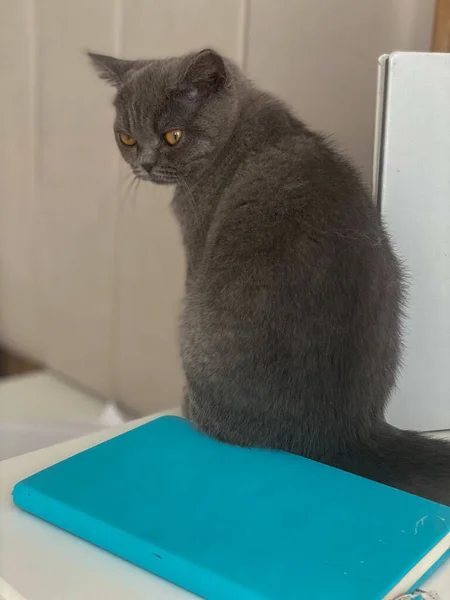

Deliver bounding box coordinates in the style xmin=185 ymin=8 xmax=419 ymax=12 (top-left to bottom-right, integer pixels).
xmin=141 ymin=163 xmax=154 ymax=174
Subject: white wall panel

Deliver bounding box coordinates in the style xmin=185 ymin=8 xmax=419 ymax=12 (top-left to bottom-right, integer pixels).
xmin=0 ymin=0 xmax=41 ymax=359
xmin=34 ymin=0 xmax=118 ymax=393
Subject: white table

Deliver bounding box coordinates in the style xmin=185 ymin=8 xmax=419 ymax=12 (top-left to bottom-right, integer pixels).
xmin=0 ymin=372 xmax=124 ymax=461
xmin=0 ymin=415 xmax=449 ymax=600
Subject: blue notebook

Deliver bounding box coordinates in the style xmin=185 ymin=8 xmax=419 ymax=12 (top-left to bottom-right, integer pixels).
xmin=13 ymin=416 xmax=450 ymax=600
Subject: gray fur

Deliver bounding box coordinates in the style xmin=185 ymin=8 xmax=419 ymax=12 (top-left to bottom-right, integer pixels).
xmin=90 ymin=49 xmax=450 ymax=505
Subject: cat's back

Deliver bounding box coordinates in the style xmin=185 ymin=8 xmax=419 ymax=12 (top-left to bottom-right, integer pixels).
xmin=212 ymin=121 xmax=381 ymax=257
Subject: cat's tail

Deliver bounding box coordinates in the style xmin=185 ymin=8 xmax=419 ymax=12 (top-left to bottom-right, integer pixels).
xmin=336 ymin=424 xmax=450 ymax=506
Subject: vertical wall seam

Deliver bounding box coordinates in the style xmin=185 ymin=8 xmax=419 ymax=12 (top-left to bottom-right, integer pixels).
xmin=238 ymin=0 xmax=251 ymax=72
xmin=109 ymin=0 xmax=124 ymax=401
xmin=27 ymin=0 xmax=42 ymax=362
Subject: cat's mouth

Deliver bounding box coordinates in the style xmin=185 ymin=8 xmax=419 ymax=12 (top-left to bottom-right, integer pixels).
xmin=134 ymin=167 xmax=178 ymax=185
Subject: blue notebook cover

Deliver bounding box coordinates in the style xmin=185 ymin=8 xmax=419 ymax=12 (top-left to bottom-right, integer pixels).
xmin=12 ymin=416 xmax=450 ymax=600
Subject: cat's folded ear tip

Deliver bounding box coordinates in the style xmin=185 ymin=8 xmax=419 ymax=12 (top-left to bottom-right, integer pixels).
xmin=86 ymin=51 xmax=102 ymax=65
xmin=87 ymin=51 xmax=120 ymax=64
xmin=86 ymin=51 xmax=108 ymax=62
xmin=190 ymin=48 xmax=226 ymax=71
xmin=197 ymin=48 xmax=223 ymax=58
xmin=87 ymin=52 xmax=137 ymax=87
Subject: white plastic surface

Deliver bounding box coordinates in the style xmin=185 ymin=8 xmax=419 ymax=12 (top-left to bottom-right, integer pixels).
xmin=0 ymin=372 xmax=128 ymax=460
xmin=376 ymin=52 xmax=450 ymax=431
xmin=0 ymin=372 xmax=106 ymax=421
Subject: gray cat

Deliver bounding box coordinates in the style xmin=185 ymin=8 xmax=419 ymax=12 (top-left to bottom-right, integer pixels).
xmin=90 ymin=49 xmax=450 ymax=505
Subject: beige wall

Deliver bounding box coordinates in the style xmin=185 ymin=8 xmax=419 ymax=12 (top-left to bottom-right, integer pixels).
xmin=0 ymin=0 xmax=435 ymax=415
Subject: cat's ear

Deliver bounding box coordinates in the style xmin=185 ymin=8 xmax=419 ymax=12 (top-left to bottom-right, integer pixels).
xmin=179 ymin=49 xmax=227 ymax=99
xmin=88 ymin=52 xmax=138 ymax=88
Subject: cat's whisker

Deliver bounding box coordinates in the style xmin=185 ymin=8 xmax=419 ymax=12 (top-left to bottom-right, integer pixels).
xmin=116 ymin=171 xmax=133 ymax=214
xmin=122 ymin=170 xmax=143 ymax=211
xmin=131 ymin=174 xmax=142 ymax=209
xmin=119 ymin=170 xmax=134 ymax=198
xmin=122 ymin=174 xmax=133 ymax=206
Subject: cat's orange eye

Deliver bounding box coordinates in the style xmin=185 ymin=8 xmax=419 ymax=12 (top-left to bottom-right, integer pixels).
xmin=163 ymin=129 xmax=183 ymax=146
xmin=119 ymin=133 xmax=137 ymax=146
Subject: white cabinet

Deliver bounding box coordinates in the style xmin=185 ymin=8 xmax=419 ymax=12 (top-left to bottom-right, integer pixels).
xmin=374 ymin=52 xmax=450 ymax=431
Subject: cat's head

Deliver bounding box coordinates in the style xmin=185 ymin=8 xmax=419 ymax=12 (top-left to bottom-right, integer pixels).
xmin=89 ymin=49 xmax=239 ymax=184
